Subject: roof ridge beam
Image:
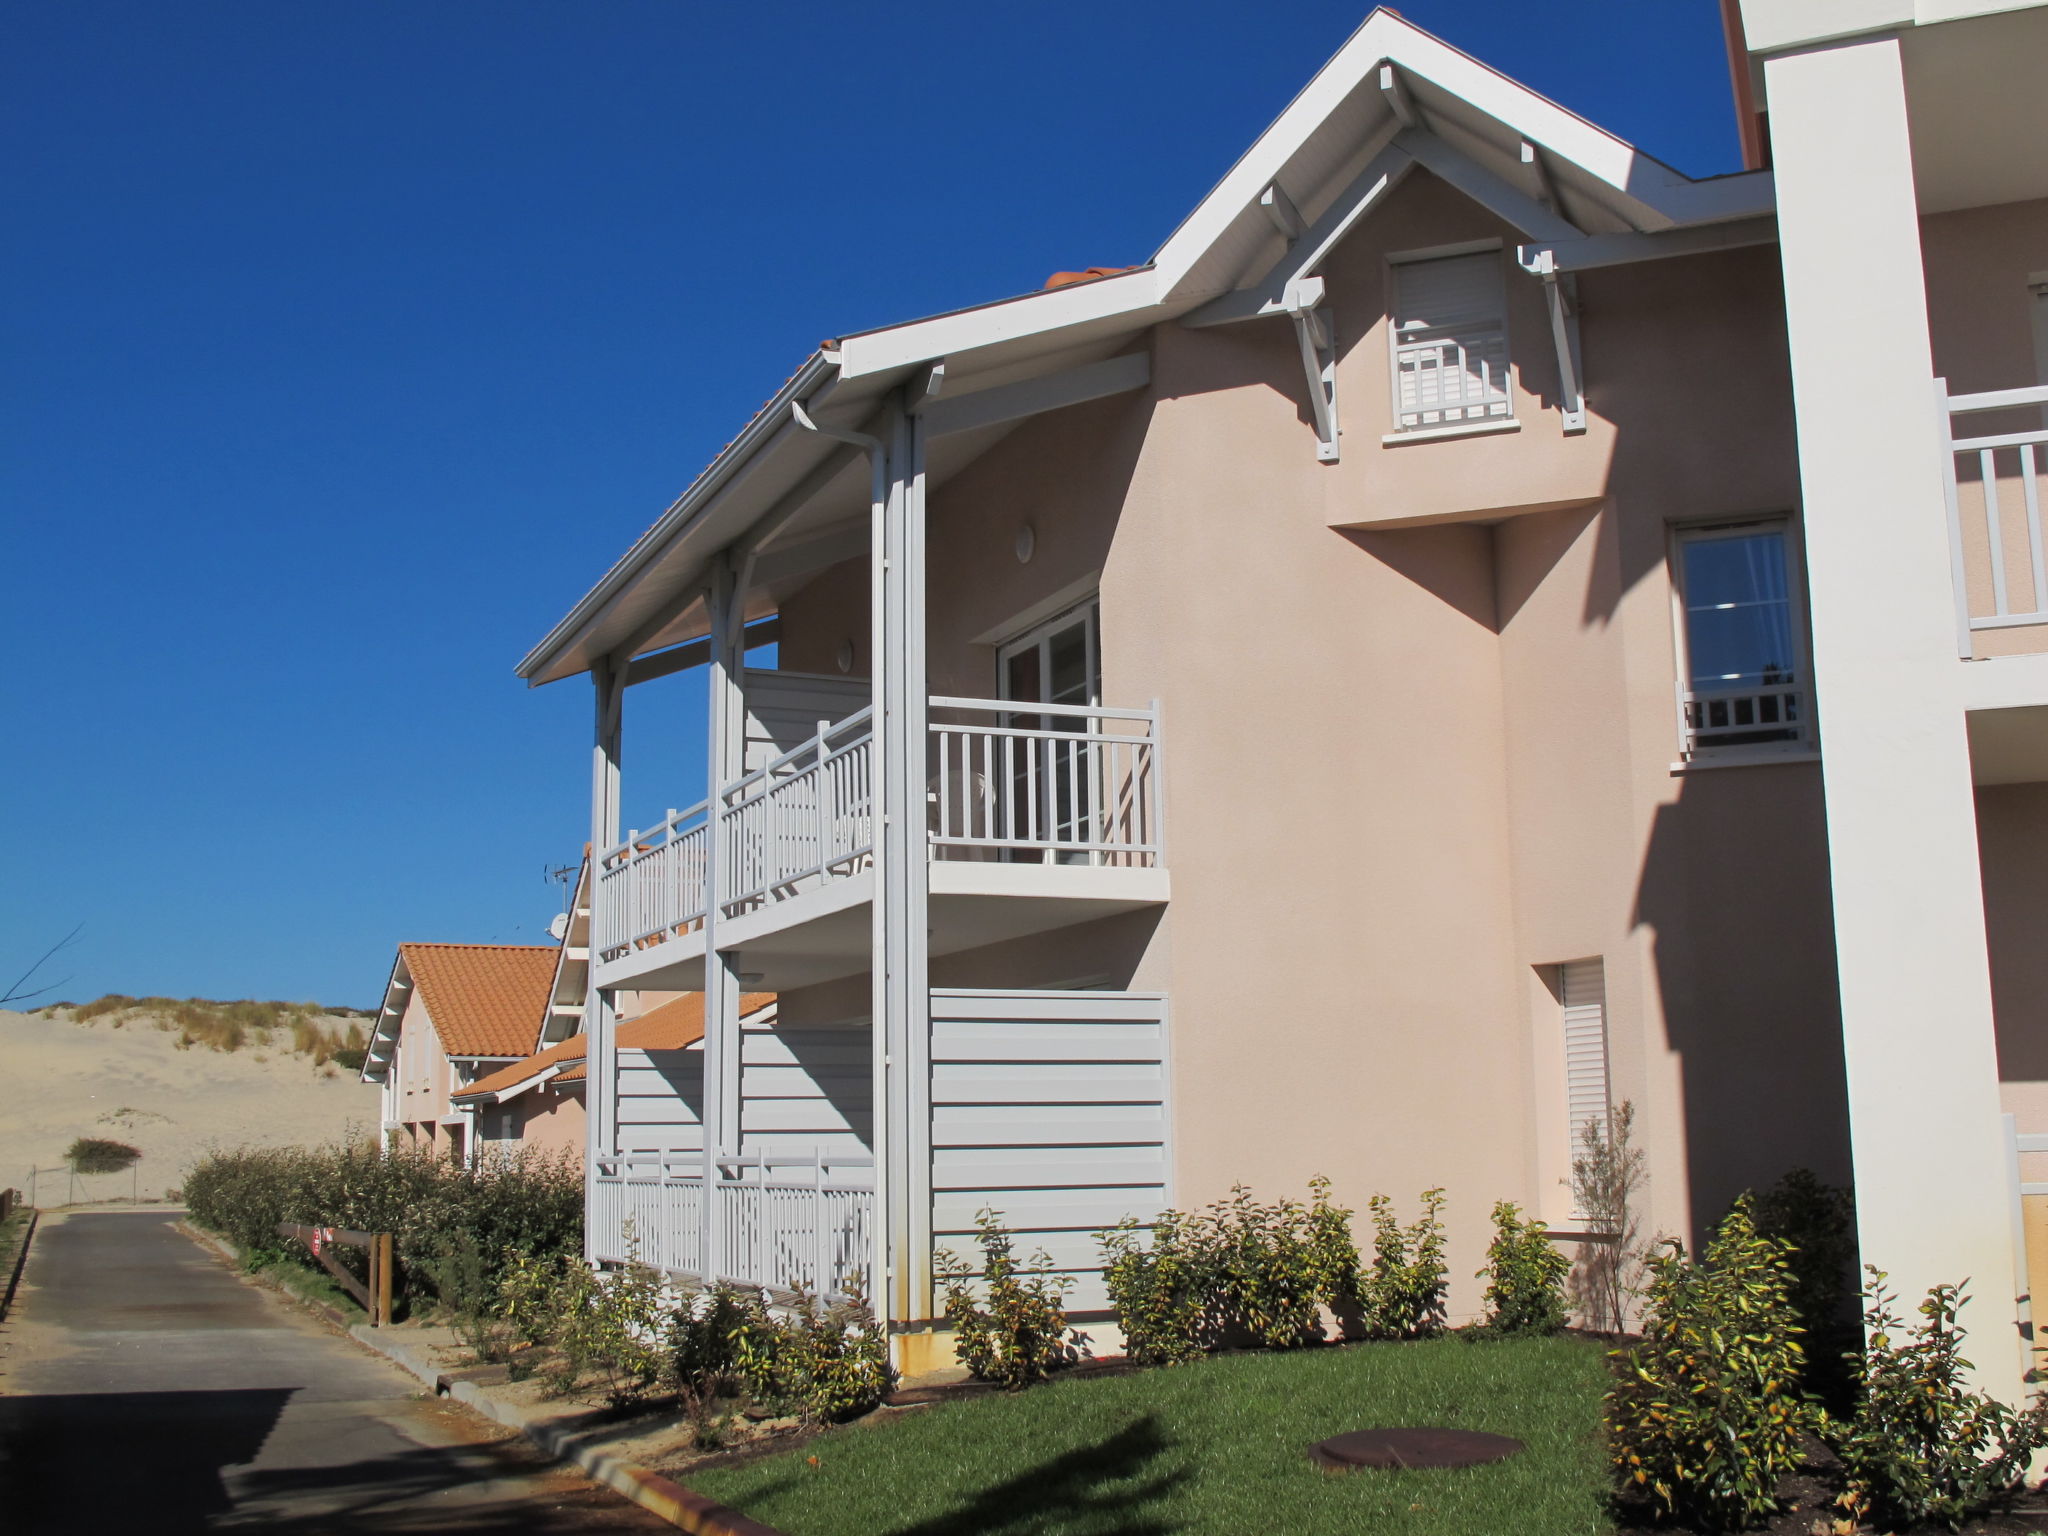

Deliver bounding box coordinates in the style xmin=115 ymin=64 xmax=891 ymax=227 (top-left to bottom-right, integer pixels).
xmin=1391 ymin=129 xmax=1583 ymax=245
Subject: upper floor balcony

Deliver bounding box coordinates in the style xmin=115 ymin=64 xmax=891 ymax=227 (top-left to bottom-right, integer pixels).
xmin=591 ymin=694 xmax=1166 ymax=993
xmin=1940 ymin=379 xmax=2048 ymax=658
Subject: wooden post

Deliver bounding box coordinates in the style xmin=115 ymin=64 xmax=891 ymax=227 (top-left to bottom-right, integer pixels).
xmin=375 ymin=1232 xmax=394 ymax=1326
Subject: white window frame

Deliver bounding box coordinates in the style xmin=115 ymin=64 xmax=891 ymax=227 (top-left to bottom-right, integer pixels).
xmin=996 ymin=597 xmax=1102 ymax=865
xmin=1669 ymin=516 xmax=1816 ymax=764
xmin=1385 ymin=242 xmax=1515 ymax=437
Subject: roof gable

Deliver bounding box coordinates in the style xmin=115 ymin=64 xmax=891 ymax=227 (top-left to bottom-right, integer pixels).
xmin=398 ymin=942 xmax=559 ymax=1059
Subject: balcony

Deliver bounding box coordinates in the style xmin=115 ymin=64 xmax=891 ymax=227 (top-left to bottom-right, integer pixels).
xmin=591 ymin=1149 xmax=874 ymax=1298
xmin=592 ymin=697 xmax=1166 ymax=990
xmin=1941 ymin=380 xmax=2048 ymax=652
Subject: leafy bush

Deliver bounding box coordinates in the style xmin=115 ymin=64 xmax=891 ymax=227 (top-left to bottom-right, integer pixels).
xmin=553 ymin=1238 xmax=671 ymax=1405
xmin=938 ymin=1209 xmax=1082 ymax=1388
xmin=497 ymin=1247 xmax=572 ymax=1350
xmin=420 ymin=1230 xmax=514 ymax=1363
xmin=1748 ymin=1168 xmax=1856 ymax=1335
xmin=1569 ymin=1099 xmax=1648 ymax=1333
xmin=1099 ymin=1209 xmax=1211 ymax=1366
xmin=1833 ymin=1269 xmax=2048 ymax=1531
xmin=1361 ymin=1188 xmax=1448 ymax=1340
xmin=1475 ymin=1200 xmax=1570 ymax=1337
xmin=1605 ymin=1197 xmax=1814 ymax=1531
xmin=768 ymin=1283 xmax=895 ymax=1422
xmin=66 ymin=1137 xmax=140 ymax=1175
xmin=1098 ymin=1178 xmax=1431 ymax=1361
xmin=183 ymin=1139 xmax=581 ymax=1300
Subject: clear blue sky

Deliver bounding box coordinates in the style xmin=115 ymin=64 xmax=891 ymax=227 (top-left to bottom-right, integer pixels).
xmin=1 ymin=1 xmax=1739 ymax=1008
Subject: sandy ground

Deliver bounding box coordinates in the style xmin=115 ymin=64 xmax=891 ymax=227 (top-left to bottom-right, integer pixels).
xmin=0 ymin=1007 xmax=382 ymax=1202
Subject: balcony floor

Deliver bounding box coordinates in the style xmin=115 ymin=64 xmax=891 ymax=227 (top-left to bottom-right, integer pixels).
xmin=592 ymin=862 xmax=1168 ymax=993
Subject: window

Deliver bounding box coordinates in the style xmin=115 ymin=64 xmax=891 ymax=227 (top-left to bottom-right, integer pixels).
xmin=1558 ymin=959 xmax=1610 ymax=1213
xmin=998 ymin=600 xmax=1101 ymax=864
xmin=1389 ymin=250 xmax=1512 ymax=432
xmin=1674 ymin=521 xmax=1810 ymax=757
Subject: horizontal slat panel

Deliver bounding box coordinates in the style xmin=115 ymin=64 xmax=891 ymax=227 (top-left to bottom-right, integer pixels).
xmin=933 ymin=1186 xmax=1164 ymax=1232
xmin=741 ymin=1037 xmax=869 ymax=1068
xmin=930 ymin=1022 xmax=1164 ymax=1062
xmin=931 ymin=1230 xmax=1115 ymax=1274
xmin=740 ymin=1065 xmax=873 ymax=1099
xmin=932 ymin=1063 xmax=1163 ymax=1104
xmin=932 ymin=1103 xmax=1166 ymax=1147
xmin=932 ymin=993 xmax=1166 ymax=1023
xmin=617 ymin=1067 xmax=705 ymax=1096
xmin=933 ymin=1147 xmax=1166 ymax=1191
xmin=743 ymin=1101 xmax=872 ymax=1133
xmin=740 ymin=1132 xmax=872 ymax=1158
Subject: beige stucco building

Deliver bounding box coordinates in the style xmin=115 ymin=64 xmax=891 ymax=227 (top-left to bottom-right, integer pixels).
xmin=516 ymin=6 xmax=2048 ymax=1387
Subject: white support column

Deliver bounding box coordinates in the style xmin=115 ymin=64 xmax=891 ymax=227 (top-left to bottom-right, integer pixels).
xmin=870 ymin=397 xmax=933 ymax=1340
xmin=700 ymin=556 xmax=745 ymax=1282
xmin=585 ymin=656 xmax=623 ymax=1263
xmin=1767 ymin=36 xmax=2021 ymax=1397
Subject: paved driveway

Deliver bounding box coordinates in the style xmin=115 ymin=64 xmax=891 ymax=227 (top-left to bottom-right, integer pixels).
xmin=0 ymin=1211 xmax=673 ymax=1534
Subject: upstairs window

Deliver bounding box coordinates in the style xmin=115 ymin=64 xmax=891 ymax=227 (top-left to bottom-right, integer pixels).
xmin=1674 ymin=521 xmax=1811 ymax=757
xmin=1390 ymin=250 xmax=1512 ymax=432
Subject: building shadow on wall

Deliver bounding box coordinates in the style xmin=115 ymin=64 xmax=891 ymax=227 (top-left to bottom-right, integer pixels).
xmin=1632 ymin=766 xmax=1853 ymax=1247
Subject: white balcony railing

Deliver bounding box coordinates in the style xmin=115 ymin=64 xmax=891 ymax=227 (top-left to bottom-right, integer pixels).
xmin=594 ymin=802 xmax=709 ymax=963
xmin=1940 ymin=379 xmax=2048 ymax=641
xmin=1394 ymin=320 xmax=1512 ymax=432
xmin=594 ymin=698 xmax=1165 ymax=962
xmin=1681 ymin=682 xmax=1805 ymax=755
xmin=928 ymin=697 xmax=1162 ymax=866
xmin=720 ymin=709 xmax=875 ymax=917
xmin=591 ymin=1150 xmax=874 ymax=1299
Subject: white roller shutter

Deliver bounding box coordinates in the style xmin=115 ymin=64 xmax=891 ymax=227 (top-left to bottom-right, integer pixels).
xmin=1391 ymin=252 xmax=1512 ymax=429
xmin=1560 ymin=958 xmax=1611 ymax=1158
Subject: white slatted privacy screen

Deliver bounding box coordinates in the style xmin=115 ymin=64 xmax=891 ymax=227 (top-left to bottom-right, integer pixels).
xmin=1560 ymin=959 xmax=1611 ymax=1171
xmin=1392 ymin=251 xmax=1512 ymax=431
xmin=930 ymin=988 xmax=1170 ymax=1314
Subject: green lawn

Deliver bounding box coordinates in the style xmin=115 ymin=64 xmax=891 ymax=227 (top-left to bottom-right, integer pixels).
xmin=692 ymin=1334 xmax=1615 ymax=1536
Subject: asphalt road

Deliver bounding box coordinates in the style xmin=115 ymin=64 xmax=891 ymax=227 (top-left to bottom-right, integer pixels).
xmin=0 ymin=1211 xmax=675 ymax=1534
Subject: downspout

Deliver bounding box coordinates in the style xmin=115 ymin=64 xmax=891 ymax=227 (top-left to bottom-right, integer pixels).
xmin=790 ymin=394 xmax=892 ymax=1329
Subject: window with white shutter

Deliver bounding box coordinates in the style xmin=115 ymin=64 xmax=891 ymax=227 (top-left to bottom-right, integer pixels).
xmin=1390 ymin=251 xmax=1513 ymax=432
xmin=1559 ymin=959 xmax=1611 ymax=1182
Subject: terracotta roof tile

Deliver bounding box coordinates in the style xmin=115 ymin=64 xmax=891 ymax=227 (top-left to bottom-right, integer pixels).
xmin=616 ymin=992 xmax=775 ymax=1052
xmin=452 ymin=1030 xmax=588 ymax=1103
xmin=400 ymin=942 xmax=559 ymax=1059
xmin=554 ymin=1061 xmax=588 ymax=1084
xmin=1043 ymin=264 xmax=1139 ymax=290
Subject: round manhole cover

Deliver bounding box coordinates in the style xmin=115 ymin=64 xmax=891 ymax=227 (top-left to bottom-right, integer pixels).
xmin=1309 ymin=1427 xmax=1525 ymax=1471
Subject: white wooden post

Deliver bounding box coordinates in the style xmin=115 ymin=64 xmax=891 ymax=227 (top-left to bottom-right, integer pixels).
xmin=585 ymin=656 xmax=624 ymax=1263
xmin=700 ymin=554 xmax=745 ymax=1282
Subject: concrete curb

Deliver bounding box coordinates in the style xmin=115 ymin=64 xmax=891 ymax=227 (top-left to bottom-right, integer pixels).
xmin=349 ymin=1325 xmax=788 ymax=1536
xmin=1 ymin=1208 xmax=40 ymax=1321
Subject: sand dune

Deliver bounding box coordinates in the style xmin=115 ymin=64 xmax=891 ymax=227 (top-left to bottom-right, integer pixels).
xmin=0 ymin=1006 xmax=382 ymax=1203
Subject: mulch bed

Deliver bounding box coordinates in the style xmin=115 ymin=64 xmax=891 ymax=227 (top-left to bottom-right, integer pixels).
xmin=1613 ymin=1436 xmax=2048 ymax=1535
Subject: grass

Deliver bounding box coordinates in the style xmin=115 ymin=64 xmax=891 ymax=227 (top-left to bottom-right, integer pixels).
xmin=691 ymin=1334 xmax=1615 ymax=1536
xmin=249 ymin=1253 xmax=366 ymax=1321
xmin=45 ymin=995 xmax=368 ymax=1063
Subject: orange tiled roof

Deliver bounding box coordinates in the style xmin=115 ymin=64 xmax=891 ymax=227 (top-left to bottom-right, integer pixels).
xmin=616 ymin=992 xmax=775 ymax=1051
xmin=1043 ymin=265 xmax=1138 ymax=290
xmin=451 ymin=1030 xmax=587 ymax=1104
xmin=400 ymin=942 xmax=560 ymax=1059
xmin=555 ymin=1061 xmax=588 ymax=1084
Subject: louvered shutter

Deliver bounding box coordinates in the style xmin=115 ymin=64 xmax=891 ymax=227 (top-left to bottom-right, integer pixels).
xmin=1391 ymin=253 xmax=1512 ymax=429
xmin=1560 ymin=959 xmax=1611 ymax=1159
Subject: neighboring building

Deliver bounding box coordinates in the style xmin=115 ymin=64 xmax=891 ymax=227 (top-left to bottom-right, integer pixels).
xmin=361 ymin=942 xmax=558 ymax=1160
xmin=513 ymin=5 xmax=2048 ymax=1390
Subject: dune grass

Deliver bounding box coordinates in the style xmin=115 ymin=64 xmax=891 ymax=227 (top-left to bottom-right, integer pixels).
xmin=691 ymin=1333 xmax=1614 ymax=1536
xmin=51 ymin=995 xmax=367 ymax=1063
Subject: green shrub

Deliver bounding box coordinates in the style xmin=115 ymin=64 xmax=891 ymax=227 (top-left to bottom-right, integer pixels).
xmin=1099 ymin=1208 xmax=1212 ymax=1366
xmin=670 ymin=1281 xmax=775 ymax=1397
xmin=1748 ymin=1167 xmax=1856 ymax=1334
xmin=554 ymin=1236 xmax=671 ymax=1405
xmin=1475 ymin=1199 xmax=1570 ymax=1337
xmin=1833 ymin=1269 xmax=2048 ymax=1531
xmin=938 ymin=1209 xmax=1082 ymax=1388
xmin=182 ymin=1139 xmax=582 ymax=1300
xmin=1605 ymin=1197 xmax=1814 ymax=1531
xmin=66 ymin=1137 xmax=140 ymax=1175
xmin=496 ymin=1247 xmax=572 ymax=1350
xmin=1304 ymin=1175 xmax=1366 ymax=1331
xmin=1203 ymin=1184 xmax=1327 ymax=1350
xmin=1569 ymin=1099 xmax=1649 ymax=1333
xmin=420 ymin=1231 xmax=515 ymax=1363
xmin=771 ymin=1283 xmax=895 ymax=1422
xmin=1361 ymin=1188 xmax=1448 ymax=1340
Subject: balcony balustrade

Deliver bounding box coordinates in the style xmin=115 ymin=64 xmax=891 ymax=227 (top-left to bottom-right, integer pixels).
xmin=594 ymin=697 xmax=1163 ymax=966
xmin=1940 ymin=379 xmax=2048 ymax=644
xmin=590 ymin=1150 xmax=875 ymax=1298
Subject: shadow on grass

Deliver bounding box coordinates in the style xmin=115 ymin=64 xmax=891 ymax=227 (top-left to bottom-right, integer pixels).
xmin=873 ymin=1413 xmax=1188 ymax=1536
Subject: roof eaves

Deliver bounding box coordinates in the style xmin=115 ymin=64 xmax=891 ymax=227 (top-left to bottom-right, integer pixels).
xmin=516 ymin=349 xmax=837 ymax=684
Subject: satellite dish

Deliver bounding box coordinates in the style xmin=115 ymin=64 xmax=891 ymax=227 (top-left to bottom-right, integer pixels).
xmin=548 ymin=912 xmax=570 ymax=942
